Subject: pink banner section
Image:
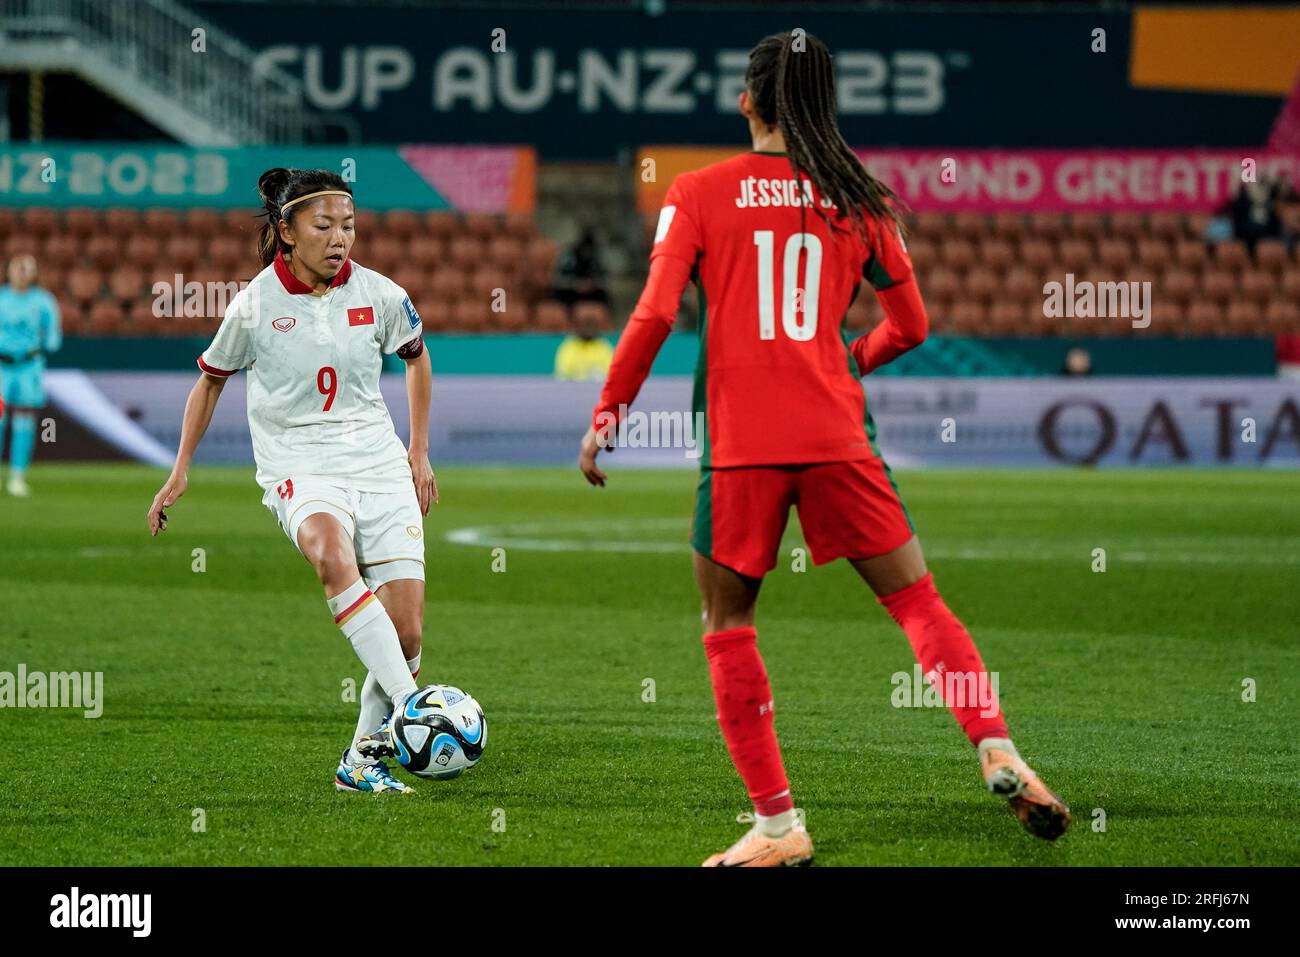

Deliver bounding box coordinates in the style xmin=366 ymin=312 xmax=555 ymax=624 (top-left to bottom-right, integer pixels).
xmin=399 ymin=145 xmax=536 ymax=213
xmin=853 ymin=149 xmax=1300 ymax=212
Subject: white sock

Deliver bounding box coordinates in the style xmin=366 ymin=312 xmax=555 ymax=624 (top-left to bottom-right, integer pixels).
xmin=348 ymin=651 xmax=423 ymax=765
xmin=756 ymin=809 xmax=796 ymax=838
xmin=327 ymin=580 xmax=417 ymax=707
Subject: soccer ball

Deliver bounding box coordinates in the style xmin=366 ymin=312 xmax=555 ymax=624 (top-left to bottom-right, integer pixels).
xmin=391 ymin=684 xmax=487 ymax=779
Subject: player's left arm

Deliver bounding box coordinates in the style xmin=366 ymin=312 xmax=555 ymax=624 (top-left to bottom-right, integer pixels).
xmin=849 ymin=218 xmax=929 ymax=375
xmin=29 ymin=291 xmax=61 ymax=361
xmin=383 ymin=286 xmax=438 ymax=514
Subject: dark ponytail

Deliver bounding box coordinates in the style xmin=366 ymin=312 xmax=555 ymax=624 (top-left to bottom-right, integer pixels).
xmin=746 ymin=31 xmax=906 ymax=242
xmin=256 ymin=167 xmax=353 ymax=268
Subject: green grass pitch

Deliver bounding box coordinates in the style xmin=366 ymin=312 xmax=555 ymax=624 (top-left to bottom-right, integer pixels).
xmin=1 ymin=463 xmax=1298 ymax=866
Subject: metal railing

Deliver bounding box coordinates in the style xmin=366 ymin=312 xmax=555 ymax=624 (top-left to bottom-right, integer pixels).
xmin=0 ymin=0 xmax=326 ymax=143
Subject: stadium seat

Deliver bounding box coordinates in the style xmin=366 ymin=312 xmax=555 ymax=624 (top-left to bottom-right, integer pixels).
xmin=105 ymin=208 xmax=142 ymax=234
xmin=452 ymin=298 xmax=492 ymax=332
xmin=383 ymin=209 xmax=421 ymax=239
xmin=1019 ymin=239 xmax=1054 ymax=271
xmin=1067 ymin=212 xmax=1105 ymax=240
xmin=408 ymin=236 xmax=448 ymax=269
xmin=87 ymin=300 xmax=126 ymax=334
xmin=41 ymin=235 xmax=79 ymax=267
xmin=1188 ymin=300 xmax=1225 ymax=336
xmin=108 ymin=267 xmax=146 ymax=305
xmin=1029 ymin=213 xmax=1067 ymax=239
xmin=1057 ymin=238 xmax=1094 ymax=272
xmin=1240 ymin=269 xmax=1276 ymax=303
xmin=950 ymin=213 xmax=986 ymax=240
xmin=1227 ymin=301 xmax=1263 ymax=335
xmin=1212 ymin=240 xmax=1249 ymax=272
xmin=448 ymin=236 xmax=486 ymax=271
xmin=1254 ymin=239 xmax=1288 ymax=273
xmin=488 ymin=236 xmax=524 ymax=271
xmin=424 ymin=210 xmax=457 ymax=239
xmin=1097 ymin=239 xmax=1131 ymax=272
xmin=163 ymin=235 xmax=204 ymax=272
xmin=68 ymin=267 xmax=104 ymax=304
xmin=980 ymin=238 xmax=1015 ymax=271
xmin=4 ymin=234 xmax=39 ymax=258
xmin=1109 ymin=212 xmax=1143 ymax=239
xmin=1003 ymin=265 xmax=1040 ymax=301
xmin=85 ymin=235 xmax=118 ymax=270
xmin=939 ymin=238 xmax=976 ymax=270
xmin=126 ymin=235 xmax=162 ymax=265
xmin=1200 ymin=270 xmax=1236 ymax=303
xmin=0 ymin=207 xmax=17 ymax=234
xmin=183 ymin=208 xmax=223 ymax=239
xmin=429 ymin=269 xmax=469 ymax=301
xmin=1136 ymin=239 xmax=1172 ymax=271
xmin=532 ymin=299 xmax=570 ymax=332
xmin=1148 ymin=213 xmax=1183 ymax=240
xmin=20 ymin=207 xmax=59 ymax=238
xmin=963 ymin=270 xmax=1000 ymax=303
xmin=463 ymin=213 xmax=499 ymax=241
xmin=63 ymin=208 xmax=101 ymax=238
xmin=990 ymin=212 xmax=1024 ymax=238
xmin=1161 ymin=268 xmax=1197 ymax=303
xmin=1280 ymin=269 xmax=1300 ymax=300
xmin=142 ymin=209 xmax=181 ymax=234
xmin=504 ymin=211 xmax=538 ymax=242
xmin=1174 ymin=240 xmax=1209 ymax=269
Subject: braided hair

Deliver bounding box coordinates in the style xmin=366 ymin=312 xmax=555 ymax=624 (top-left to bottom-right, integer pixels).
xmin=256 ymin=167 xmax=353 ymax=268
xmin=745 ymin=31 xmax=906 ymax=243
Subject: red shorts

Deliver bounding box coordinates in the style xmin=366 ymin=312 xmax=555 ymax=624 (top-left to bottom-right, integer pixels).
xmin=691 ymin=458 xmax=914 ymax=579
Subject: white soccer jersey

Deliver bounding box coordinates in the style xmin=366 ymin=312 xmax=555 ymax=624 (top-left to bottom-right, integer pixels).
xmin=198 ymin=253 xmax=423 ymax=493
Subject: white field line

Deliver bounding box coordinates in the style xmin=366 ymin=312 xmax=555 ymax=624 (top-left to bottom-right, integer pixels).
xmin=443 ymin=521 xmax=1300 ymax=566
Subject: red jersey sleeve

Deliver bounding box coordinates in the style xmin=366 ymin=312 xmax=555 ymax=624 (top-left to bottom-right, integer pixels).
xmin=591 ymin=175 xmax=701 ymax=435
xmin=849 ymin=218 xmax=929 ymax=375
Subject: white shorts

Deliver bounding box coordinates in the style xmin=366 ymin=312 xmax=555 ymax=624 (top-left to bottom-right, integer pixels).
xmin=263 ymin=477 xmax=425 ymax=590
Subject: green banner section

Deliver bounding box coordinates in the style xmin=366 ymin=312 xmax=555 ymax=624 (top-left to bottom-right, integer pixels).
xmin=47 ymin=334 xmax=1277 ymax=377
xmin=0 ymin=143 xmax=451 ymax=209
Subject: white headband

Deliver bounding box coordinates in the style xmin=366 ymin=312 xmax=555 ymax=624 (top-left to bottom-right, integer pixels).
xmin=280 ymin=189 xmax=353 ymax=215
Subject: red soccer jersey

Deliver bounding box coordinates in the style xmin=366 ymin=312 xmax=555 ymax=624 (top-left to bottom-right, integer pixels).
xmin=595 ymin=151 xmax=923 ymax=468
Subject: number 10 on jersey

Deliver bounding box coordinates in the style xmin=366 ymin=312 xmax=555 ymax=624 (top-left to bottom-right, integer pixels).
xmin=754 ymin=231 xmax=822 ymax=342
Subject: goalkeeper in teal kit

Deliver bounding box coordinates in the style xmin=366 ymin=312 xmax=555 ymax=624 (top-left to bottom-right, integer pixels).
xmin=0 ymin=255 xmax=61 ymax=497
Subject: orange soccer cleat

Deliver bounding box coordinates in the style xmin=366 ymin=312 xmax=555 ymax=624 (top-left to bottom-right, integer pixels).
xmin=702 ymin=815 xmax=815 ymax=867
xmin=979 ymin=739 xmax=1071 ymax=841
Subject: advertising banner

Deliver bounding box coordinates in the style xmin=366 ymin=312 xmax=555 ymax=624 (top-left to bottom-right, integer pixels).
xmin=636 ymin=147 xmax=1300 ymax=214
xmin=0 ymin=143 xmax=536 ymax=211
xmin=52 ymin=373 xmax=1300 ymax=469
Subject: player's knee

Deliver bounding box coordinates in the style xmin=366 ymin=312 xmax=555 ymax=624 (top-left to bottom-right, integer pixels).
xmin=305 ymin=538 xmax=356 ymax=586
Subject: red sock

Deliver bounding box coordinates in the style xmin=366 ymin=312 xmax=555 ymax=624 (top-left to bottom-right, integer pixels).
xmin=703 ymin=626 xmax=794 ymax=816
xmin=879 ymin=573 xmax=1009 ymax=745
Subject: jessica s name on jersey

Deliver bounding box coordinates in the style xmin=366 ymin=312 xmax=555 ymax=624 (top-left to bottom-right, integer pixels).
xmin=734 ymin=175 xmax=835 ymax=210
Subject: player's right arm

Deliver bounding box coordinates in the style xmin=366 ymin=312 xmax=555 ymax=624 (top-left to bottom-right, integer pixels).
xmin=148 ymin=292 xmax=255 ymax=536
xmin=580 ymin=175 xmax=700 ymax=486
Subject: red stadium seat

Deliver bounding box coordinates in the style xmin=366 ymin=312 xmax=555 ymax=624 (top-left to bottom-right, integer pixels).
xmin=1239 ymin=268 xmax=1276 ymax=303
xmin=19 ymin=207 xmax=59 ymax=238
xmin=208 ymin=236 xmax=243 ymax=268
xmin=1199 ymin=270 xmax=1235 ymax=303
xmin=429 ymin=269 xmax=468 ymax=301
xmin=142 ymin=209 xmax=181 ymax=234
xmin=1187 ymin=300 xmax=1224 ymax=335
xmin=360 ymin=235 xmax=404 ymax=272
xmin=63 ymin=207 xmax=102 ymax=238
xmin=990 ymin=212 xmax=1024 ymax=239
xmin=1254 ymin=239 xmax=1287 ymax=273
xmin=1265 ymin=298 xmax=1300 ymax=331
xmin=383 ymin=209 xmax=421 ymax=239
xmin=1212 ymin=240 xmax=1249 ymax=272
xmin=487 ymin=236 xmax=524 ymax=271
xmin=950 ymin=213 xmax=986 ymax=240
xmin=163 ymin=235 xmax=204 ymax=272
xmin=1147 ymin=213 xmax=1183 ymax=240
xmin=1174 ymin=240 xmax=1209 ymax=269
xmin=1226 ymin=300 xmax=1263 ymax=335
xmin=1097 ymin=239 xmax=1131 ymax=272
xmin=4 ymin=234 xmax=39 ymax=258
xmin=452 ymin=298 xmax=492 ymax=332
xmin=108 ymin=267 xmax=147 ymax=305
xmin=962 ymin=270 xmax=1000 ymax=303
xmin=0 ymin=207 xmax=18 ymax=234
xmin=939 ymin=238 xmax=976 ymax=270
xmin=503 ymin=211 xmax=538 ymax=242
xmin=1161 ymin=268 xmax=1196 ymax=303
xmin=1067 ymin=212 xmax=1105 ymax=240
xmin=1028 ymin=213 xmax=1067 ymax=240
xmin=903 ymin=237 xmax=937 ymax=270
xmin=462 ymin=213 xmax=499 ymax=241
xmin=87 ymin=300 xmax=125 ymax=334
xmin=1108 ymin=212 xmax=1143 ymax=239
xmin=41 ymin=235 xmax=79 ymax=268
xmin=1003 ymin=266 xmax=1040 ymax=301
xmin=126 ymin=235 xmax=162 ymax=265
xmin=1136 ymin=239 xmax=1172 ymax=271
xmin=67 ymin=267 xmax=104 ymax=304
xmin=183 ymin=208 xmax=223 ymax=239
xmin=980 ymin=238 xmax=1015 ymax=272
xmin=424 ymin=210 xmax=457 ymax=240
xmin=104 ymin=208 xmax=142 ymax=235
xmin=1280 ymin=268 xmax=1300 ymax=300
xmin=532 ymin=299 xmax=569 ymax=332
xmin=448 ymin=236 xmax=487 ymax=271
xmin=408 ymin=236 xmax=448 ymax=270
xmin=84 ymin=235 xmax=119 ymax=270
xmin=1057 ymin=238 xmax=1094 ymax=272
xmin=1019 ymin=238 xmax=1054 ymax=271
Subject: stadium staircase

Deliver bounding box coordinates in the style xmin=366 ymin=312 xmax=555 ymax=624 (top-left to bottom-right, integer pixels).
xmin=0 ymin=0 xmax=324 ymax=144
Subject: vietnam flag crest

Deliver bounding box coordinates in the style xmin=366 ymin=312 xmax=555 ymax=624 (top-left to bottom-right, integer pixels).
xmin=348 ymin=306 xmax=375 ymax=327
